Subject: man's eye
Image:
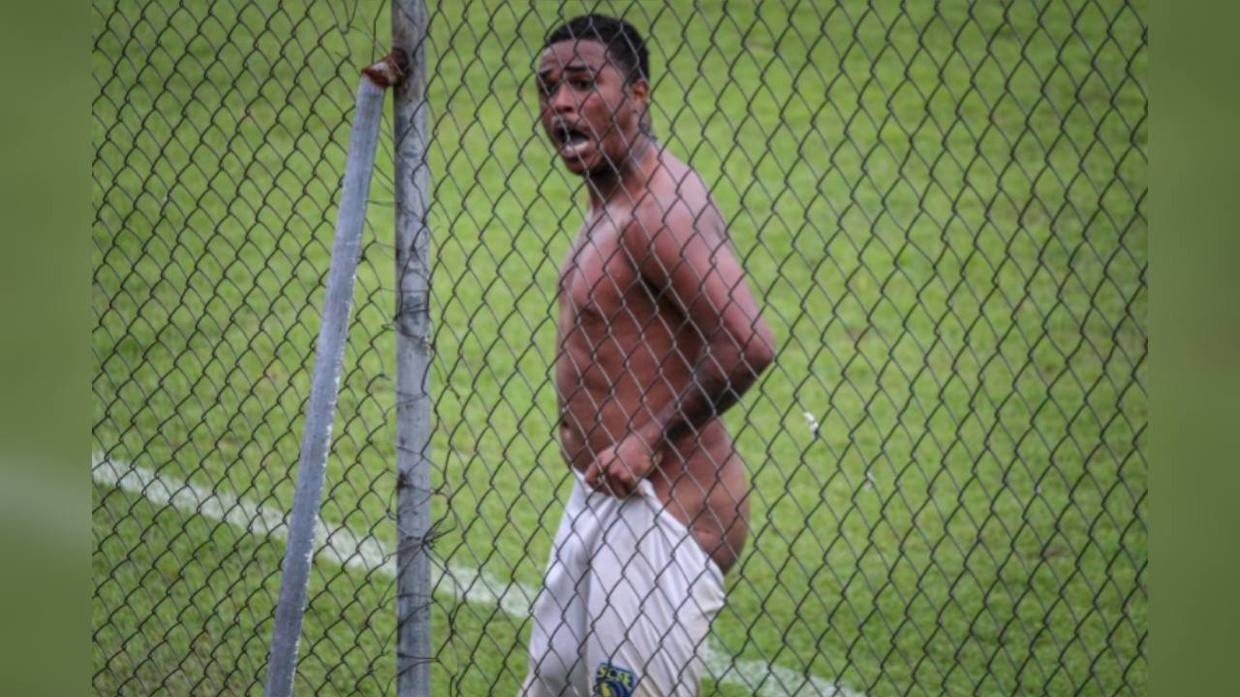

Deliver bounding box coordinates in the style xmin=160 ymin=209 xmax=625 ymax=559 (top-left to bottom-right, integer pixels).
xmin=571 ymin=79 xmax=593 ymax=90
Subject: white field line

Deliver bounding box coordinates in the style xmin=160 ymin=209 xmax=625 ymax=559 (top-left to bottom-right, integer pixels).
xmin=92 ymin=456 xmax=863 ymax=697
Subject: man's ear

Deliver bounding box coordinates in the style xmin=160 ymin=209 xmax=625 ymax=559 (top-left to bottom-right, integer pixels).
xmin=628 ymin=77 xmax=651 ymax=131
xmin=628 ymin=76 xmax=650 ymax=103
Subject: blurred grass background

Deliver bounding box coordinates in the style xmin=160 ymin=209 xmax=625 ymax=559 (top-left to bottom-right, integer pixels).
xmin=93 ymin=0 xmax=1147 ymax=694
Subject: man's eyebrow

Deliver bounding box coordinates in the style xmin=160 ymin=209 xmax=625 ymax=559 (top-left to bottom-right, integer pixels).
xmin=537 ymin=63 xmax=597 ymax=78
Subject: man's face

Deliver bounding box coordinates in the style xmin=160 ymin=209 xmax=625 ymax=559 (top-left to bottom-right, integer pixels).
xmin=536 ymin=39 xmax=647 ymax=176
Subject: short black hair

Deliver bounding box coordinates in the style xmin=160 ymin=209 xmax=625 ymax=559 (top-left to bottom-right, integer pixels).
xmin=544 ymin=14 xmax=649 ymax=84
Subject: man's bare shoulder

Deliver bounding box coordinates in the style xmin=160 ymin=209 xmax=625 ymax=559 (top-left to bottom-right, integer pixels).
xmin=651 ymin=151 xmax=714 ymax=216
xmin=627 ymin=151 xmax=722 ymax=245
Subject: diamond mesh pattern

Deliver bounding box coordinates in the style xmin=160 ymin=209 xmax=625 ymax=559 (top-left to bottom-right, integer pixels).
xmin=93 ymin=1 xmax=1146 ymax=695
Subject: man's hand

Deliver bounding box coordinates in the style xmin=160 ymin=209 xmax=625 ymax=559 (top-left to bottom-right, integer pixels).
xmin=584 ymin=432 xmax=662 ymax=497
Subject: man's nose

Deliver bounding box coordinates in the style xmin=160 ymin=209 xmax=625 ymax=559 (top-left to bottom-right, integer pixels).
xmin=550 ymin=85 xmax=576 ymax=114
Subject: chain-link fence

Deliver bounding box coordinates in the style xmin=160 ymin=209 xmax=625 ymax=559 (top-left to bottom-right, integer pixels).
xmin=93 ymin=0 xmax=1147 ymax=695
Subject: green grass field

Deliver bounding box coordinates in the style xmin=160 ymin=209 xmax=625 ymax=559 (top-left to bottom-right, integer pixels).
xmin=94 ymin=0 xmax=1147 ymax=694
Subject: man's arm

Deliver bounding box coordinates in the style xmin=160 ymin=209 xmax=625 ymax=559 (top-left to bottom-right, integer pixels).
xmin=630 ymin=199 xmax=776 ymax=444
xmin=585 ymin=196 xmax=776 ymax=495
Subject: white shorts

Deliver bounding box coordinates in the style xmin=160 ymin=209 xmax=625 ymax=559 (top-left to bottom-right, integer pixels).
xmin=520 ymin=471 xmax=726 ymax=697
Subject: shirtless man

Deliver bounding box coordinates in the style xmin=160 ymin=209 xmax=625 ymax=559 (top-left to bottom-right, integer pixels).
xmin=521 ymin=15 xmax=776 ymax=697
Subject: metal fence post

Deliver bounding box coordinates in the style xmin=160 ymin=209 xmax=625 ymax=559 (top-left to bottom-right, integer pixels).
xmin=262 ymin=59 xmax=396 ymax=697
xmin=392 ymin=1 xmax=433 ymax=695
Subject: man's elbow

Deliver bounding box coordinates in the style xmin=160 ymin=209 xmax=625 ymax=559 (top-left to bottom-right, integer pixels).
xmin=741 ymin=325 xmax=776 ymax=377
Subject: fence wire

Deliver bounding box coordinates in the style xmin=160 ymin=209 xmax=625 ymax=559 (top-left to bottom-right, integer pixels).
xmin=93 ymin=1 xmax=1147 ymax=696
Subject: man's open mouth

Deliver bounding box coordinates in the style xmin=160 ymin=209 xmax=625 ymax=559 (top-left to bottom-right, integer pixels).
xmin=554 ymin=124 xmax=592 ymax=157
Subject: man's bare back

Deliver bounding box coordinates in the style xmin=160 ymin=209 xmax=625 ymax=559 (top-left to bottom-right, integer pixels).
xmin=554 ymin=151 xmax=763 ymax=573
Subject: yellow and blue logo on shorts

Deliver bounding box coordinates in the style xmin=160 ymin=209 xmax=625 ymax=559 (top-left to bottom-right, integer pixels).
xmin=593 ymin=662 xmax=636 ymax=697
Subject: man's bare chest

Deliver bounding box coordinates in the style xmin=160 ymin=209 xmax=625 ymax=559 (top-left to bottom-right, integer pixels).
xmin=557 ymin=227 xmax=642 ymax=318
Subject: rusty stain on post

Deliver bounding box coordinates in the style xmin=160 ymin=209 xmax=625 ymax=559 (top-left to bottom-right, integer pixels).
xmin=362 ymin=49 xmax=408 ymax=88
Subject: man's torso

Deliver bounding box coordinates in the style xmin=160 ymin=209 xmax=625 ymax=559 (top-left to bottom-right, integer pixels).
xmin=553 ymin=157 xmax=749 ymax=573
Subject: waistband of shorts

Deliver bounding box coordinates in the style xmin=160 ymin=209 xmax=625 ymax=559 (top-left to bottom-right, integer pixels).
xmin=570 ymin=469 xmax=725 ymax=585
